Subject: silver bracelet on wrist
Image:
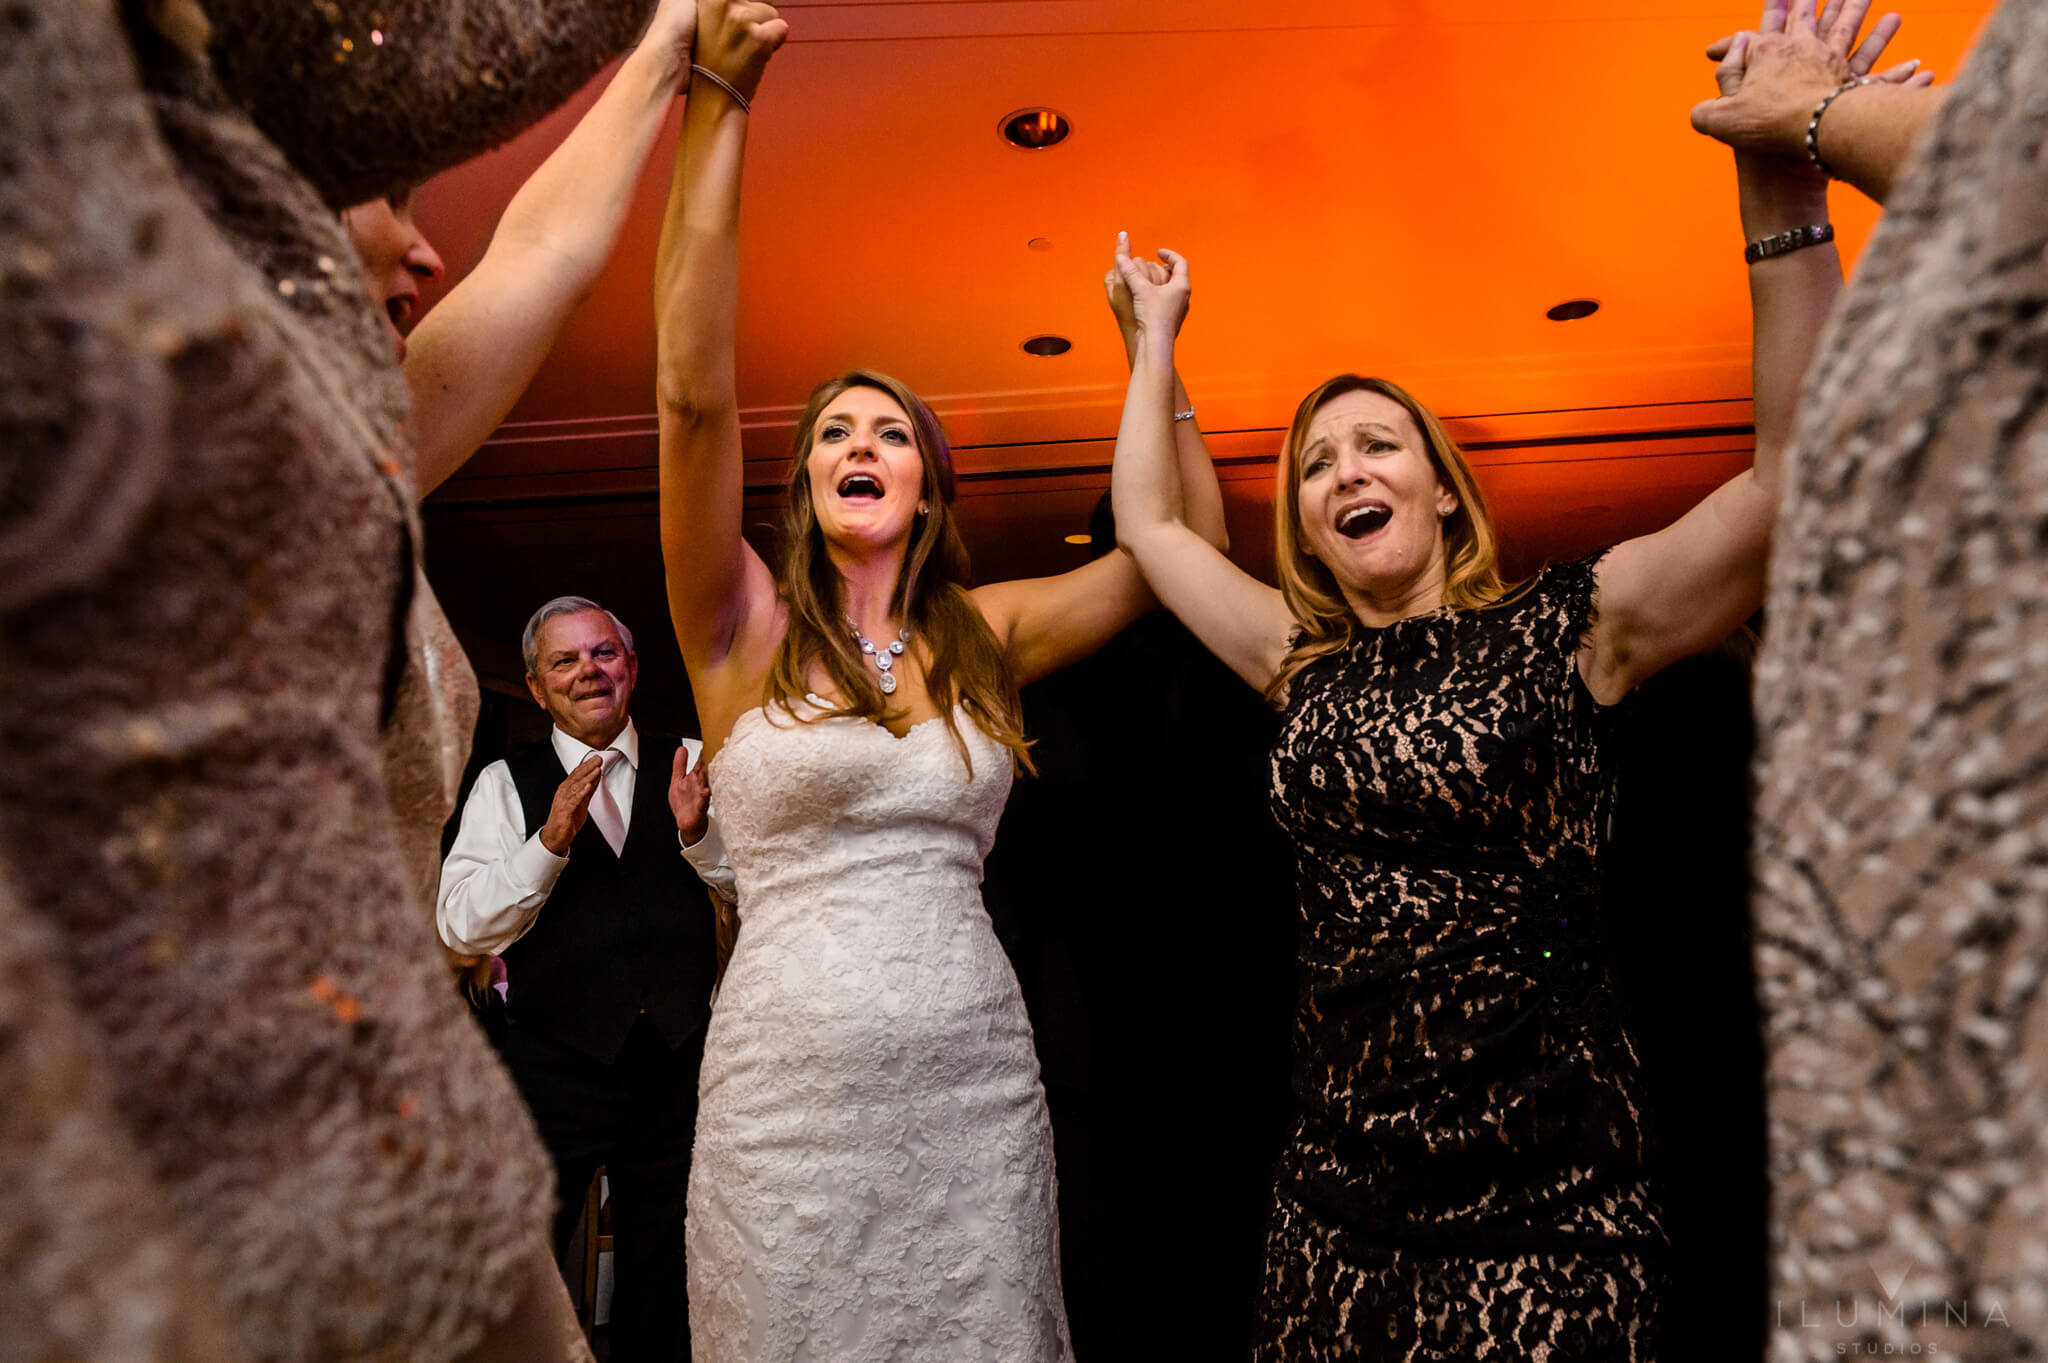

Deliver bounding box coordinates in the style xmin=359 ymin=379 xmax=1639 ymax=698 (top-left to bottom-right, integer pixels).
xmin=1173 ymin=407 xmax=1196 ymax=423
xmin=690 ymin=64 xmax=751 ymax=114
xmin=1744 ymin=223 xmax=1834 ymax=265
xmin=1806 ymin=77 xmax=1871 ymax=179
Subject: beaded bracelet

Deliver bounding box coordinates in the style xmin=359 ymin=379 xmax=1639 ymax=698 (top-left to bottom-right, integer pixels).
xmin=1806 ymin=76 xmax=1872 ymax=180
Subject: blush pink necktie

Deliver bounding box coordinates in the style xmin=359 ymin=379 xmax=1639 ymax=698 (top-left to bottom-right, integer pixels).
xmin=588 ymin=748 xmax=627 ymax=856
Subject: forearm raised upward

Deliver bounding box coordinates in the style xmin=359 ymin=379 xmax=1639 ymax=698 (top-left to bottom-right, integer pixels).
xmin=410 ymin=0 xmax=699 ymax=495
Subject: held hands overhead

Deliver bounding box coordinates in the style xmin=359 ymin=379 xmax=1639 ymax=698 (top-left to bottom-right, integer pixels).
xmin=695 ymin=0 xmax=790 ymax=105
xmin=1109 ymin=231 xmax=1191 ymax=357
xmin=1691 ymin=0 xmax=1934 ymax=163
xmin=638 ymin=0 xmax=699 ymax=84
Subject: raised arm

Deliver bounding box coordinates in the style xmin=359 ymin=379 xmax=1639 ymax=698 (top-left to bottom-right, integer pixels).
xmin=1107 ymin=237 xmax=1296 ymax=692
xmin=654 ymin=0 xmax=787 ymax=693
xmin=1695 ymin=0 xmax=1941 ymax=206
xmin=1585 ymin=0 xmax=1923 ymax=702
xmin=969 ymin=236 xmax=1233 ymax=686
xmin=408 ymin=0 xmax=697 ymax=495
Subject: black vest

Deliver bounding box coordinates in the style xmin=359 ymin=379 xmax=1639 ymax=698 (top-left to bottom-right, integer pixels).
xmin=500 ymin=731 xmax=719 ymax=1063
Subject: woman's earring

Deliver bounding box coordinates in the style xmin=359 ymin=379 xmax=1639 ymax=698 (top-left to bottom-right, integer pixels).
xmin=917 ymin=501 xmax=930 ymax=517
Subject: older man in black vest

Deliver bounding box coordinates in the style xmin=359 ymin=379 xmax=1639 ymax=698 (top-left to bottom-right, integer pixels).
xmin=438 ymin=595 xmax=731 ymax=1362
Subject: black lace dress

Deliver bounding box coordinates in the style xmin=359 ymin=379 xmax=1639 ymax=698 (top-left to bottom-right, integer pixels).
xmin=1256 ymin=554 xmax=1667 ymax=1361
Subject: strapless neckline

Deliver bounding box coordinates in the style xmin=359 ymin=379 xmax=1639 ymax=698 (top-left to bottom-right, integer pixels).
xmin=710 ymin=696 xmax=966 ymax=780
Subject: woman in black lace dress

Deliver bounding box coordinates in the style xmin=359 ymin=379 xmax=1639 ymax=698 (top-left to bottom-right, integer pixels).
xmin=1100 ymin=9 xmax=1917 ymax=1351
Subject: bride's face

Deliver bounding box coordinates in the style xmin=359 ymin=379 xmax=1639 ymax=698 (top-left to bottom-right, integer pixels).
xmin=806 ymin=387 xmax=927 ymax=556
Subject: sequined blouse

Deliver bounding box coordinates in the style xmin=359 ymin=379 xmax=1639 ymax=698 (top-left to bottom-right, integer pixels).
xmin=0 ymin=2 xmax=649 ymax=1359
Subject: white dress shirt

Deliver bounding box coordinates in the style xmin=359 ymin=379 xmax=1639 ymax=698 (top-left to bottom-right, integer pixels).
xmin=437 ymin=718 xmax=737 ymax=957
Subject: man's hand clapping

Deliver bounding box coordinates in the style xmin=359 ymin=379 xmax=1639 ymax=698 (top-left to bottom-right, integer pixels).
xmin=539 ymin=753 xmax=606 ymax=856
xmin=670 ymin=746 xmax=712 ymax=848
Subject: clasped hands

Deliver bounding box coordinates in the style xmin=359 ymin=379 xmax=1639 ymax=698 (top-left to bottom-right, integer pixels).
xmin=1690 ymin=0 xmax=1934 ymax=168
xmin=1107 ymin=230 xmax=1191 ymax=363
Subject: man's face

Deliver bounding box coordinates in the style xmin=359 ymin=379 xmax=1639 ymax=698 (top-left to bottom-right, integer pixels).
xmin=525 ymin=610 xmax=637 ymax=748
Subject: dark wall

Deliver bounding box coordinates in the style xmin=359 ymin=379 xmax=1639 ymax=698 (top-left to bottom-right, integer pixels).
xmin=1603 ymin=644 xmax=1768 ymax=1355
xmin=982 ymin=613 xmax=1299 ymax=1361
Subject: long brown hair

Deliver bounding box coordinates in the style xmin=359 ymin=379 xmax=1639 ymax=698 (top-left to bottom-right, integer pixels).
xmin=1267 ymin=375 xmax=1514 ymax=704
xmin=765 ymin=370 xmax=1032 ymax=774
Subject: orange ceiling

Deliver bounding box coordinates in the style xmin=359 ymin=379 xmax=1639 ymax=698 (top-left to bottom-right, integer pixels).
xmin=417 ymin=0 xmax=1993 ymax=712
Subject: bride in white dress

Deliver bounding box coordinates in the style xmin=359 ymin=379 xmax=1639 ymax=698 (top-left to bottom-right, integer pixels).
xmin=654 ymin=5 xmax=1227 ymax=1357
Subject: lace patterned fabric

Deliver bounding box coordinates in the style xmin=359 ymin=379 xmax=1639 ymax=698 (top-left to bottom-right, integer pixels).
xmin=1258 ymin=555 xmax=1666 ymax=1360
xmin=690 ymin=701 xmax=1073 ymax=1361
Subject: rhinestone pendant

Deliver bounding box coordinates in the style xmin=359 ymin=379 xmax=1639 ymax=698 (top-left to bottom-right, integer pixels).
xmin=859 ymin=638 xmax=877 ymax=655
xmin=876 ymin=653 xmax=894 ymax=672
xmin=888 ymin=639 xmax=906 ymax=656
xmin=879 ymin=671 xmax=898 ymax=694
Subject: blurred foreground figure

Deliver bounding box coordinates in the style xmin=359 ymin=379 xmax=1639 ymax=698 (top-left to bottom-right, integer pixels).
xmin=0 ymin=1 xmax=657 ymax=1359
xmin=1697 ymin=0 xmax=2048 ymax=1352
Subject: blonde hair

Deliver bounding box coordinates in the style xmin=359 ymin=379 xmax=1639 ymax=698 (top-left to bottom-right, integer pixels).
xmin=765 ymin=371 xmax=1033 ymax=775
xmin=1267 ymin=375 xmax=1514 ymax=704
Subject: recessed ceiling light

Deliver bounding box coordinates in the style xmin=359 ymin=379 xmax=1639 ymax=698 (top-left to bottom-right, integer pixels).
xmin=1063 ymin=533 xmax=1093 ymax=545
xmin=1546 ymin=298 xmax=1601 ymax=321
xmin=1000 ymin=108 xmax=1072 ymax=151
xmin=1021 ymin=335 xmax=1072 ymax=357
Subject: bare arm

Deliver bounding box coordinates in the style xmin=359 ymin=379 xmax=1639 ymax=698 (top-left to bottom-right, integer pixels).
xmin=410 ymin=0 xmax=696 ymax=495
xmin=1106 ymin=240 xmax=1295 ymax=691
xmin=1803 ymin=81 xmax=1943 ymax=204
xmin=1104 ymin=259 xmax=1230 ymax=554
xmin=653 ymin=0 xmax=787 ymax=703
xmin=1589 ymin=0 xmax=1919 ymax=700
xmin=970 ymin=237 xmax=1231 ymax=686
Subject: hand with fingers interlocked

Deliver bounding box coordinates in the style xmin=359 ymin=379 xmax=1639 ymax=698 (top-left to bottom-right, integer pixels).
xmin=1690 ymin=0 xmax=1934 ymax=164
xmin=640 ymin=0 xmax=699 ymax=84
xmin=1104 ymin=244 xmax=1176 ymax=365
xmin=1108 ymin=231 xmax=1190 ymax=361
xmin=694 ymin=0 xmax=789 ymax=105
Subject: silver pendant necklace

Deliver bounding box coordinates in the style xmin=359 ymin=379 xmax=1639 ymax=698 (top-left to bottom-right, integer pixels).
xmin=848 ymin=618 xmax=910 ymax=695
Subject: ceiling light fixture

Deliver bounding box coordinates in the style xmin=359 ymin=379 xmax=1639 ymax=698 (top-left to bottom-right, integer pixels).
xmin=1546 ymin=298 xmax=1601 ymax=321
xmin=1000 ymin=108 xmax=1072 ymax=151
xmin=1064 ymin=533 xmax=1093 ymax=545
xmin=1021 ymin=335 xmax=1072 ymax=357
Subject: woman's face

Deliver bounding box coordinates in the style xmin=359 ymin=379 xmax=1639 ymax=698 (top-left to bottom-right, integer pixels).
xmin=1294 ymin=389 xmax=1458 ymax=604
xmin=805 ymin=386 xmax=928 ymax=557
xmin=339 ymin=193 xmax=444 ymax=360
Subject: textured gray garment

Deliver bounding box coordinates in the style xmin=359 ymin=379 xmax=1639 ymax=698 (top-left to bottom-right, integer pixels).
xmin=1753 ymin=0 xmax=2048 ymax=1355
xmin=0 ymin=1 xmax=648 ymax=1360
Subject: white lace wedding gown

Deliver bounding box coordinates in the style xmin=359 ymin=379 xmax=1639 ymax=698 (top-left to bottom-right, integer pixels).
xmin=687 ymin=699 xmax=1073 ymax=1362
